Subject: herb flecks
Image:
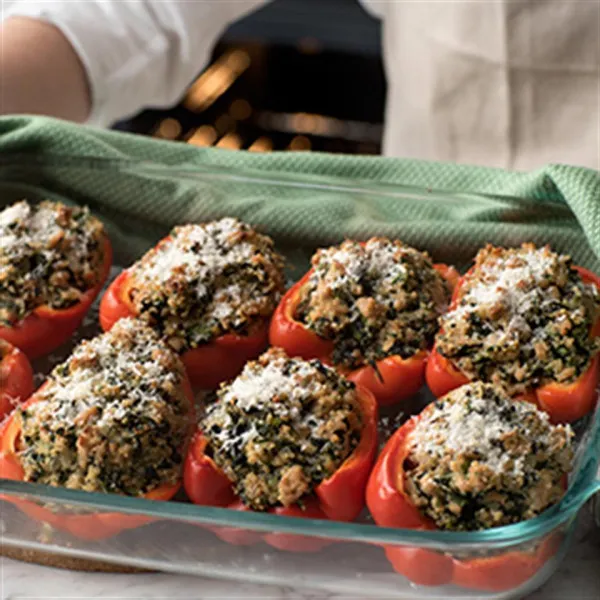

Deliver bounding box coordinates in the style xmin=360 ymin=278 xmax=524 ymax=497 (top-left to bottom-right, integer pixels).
xmin=296 ymin=238 xmax=450 ymax=370
xmin=437 ymin=244 xmax=600 ymax=394
xmin=17 ymin=319 xmax=191 ymax=496
xmin=203 ymin=348 xmax=362 ymax=511
xmin=129 ymin=219 xmax=284 ymax=352
xmin=0 ymin=200 xmax=106 ymax=325
xmin=405 ymin=382 xmax=573 ymax=531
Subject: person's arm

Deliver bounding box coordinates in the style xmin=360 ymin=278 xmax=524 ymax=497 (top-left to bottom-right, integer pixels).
xmin=1 ymin=1 xmax=268 ymax=126
xmin=1 ymin=17 xmax=91 ymax=122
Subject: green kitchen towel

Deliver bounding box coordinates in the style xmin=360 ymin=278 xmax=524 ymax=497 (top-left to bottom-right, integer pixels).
xmin=0 ymin=115 xmax=598 ymax=273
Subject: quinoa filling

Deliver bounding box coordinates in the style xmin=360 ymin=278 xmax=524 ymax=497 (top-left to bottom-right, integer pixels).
xmin=202 ymin=348 xmax=362 ymax=511
xmin=295 ymin=238 xmax=450 ymax=370
xmin=436 ymin=244 xmax=600 ymax=394
xmin=0 ymin=200 xmax=106 ymax=326
xmin=404 ymin=382 xmax=573 ymax=531
xmin=128 ymin=218 xmax=285 ymax=352
xmin=16 ymin=319 xmax=192 ymax=496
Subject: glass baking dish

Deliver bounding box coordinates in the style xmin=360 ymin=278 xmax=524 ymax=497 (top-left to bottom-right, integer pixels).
xmin=0 ymin=155 xmax=599 ymax=599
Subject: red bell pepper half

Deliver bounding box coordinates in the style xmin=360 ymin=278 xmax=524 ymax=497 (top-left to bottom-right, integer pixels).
xmin=0 ymin=236 xmax=113 ymax=360
xmin=0 ymin=376 xmax=195 ymax=541
xmin=366 ymin=415 xmax=562 ymax=591
xmin=426 ymin=265 xmax=600 ymax=423
xmin=100 ymin=266 xmax=269 ymax=390
xmin=0 ymin=340 xmax=34 ymax=421
xmin=183 ymin=385 xmax=378 ymax=552
xmin=269 ymin=263 xmax=458 ymax=407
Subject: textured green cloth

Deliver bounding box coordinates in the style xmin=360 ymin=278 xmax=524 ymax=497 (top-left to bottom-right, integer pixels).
xmin=0 ymin=116 xmax=598 ymax=273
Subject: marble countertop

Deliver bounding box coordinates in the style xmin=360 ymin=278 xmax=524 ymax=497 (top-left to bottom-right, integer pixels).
xmin=2 ymin=511 xmax=598 ymax=600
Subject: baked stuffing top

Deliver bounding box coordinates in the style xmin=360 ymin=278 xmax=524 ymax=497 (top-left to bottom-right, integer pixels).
xmin=0 ymin=200 xmax=107 ymax=325
xmin=437 ymin=244 xmax=600 ymax=394
xmin=203 ymin=348 xmax=362 ymax=511
xmin=404 ymin=382 xmax=573 ymax=531
xmin=295 ymin=238 xmax=450 ymax=369
xmin=17 ymin=318 xmax=192 ymax=496
xmin=128 ymin=218 xmax=285 ymax=351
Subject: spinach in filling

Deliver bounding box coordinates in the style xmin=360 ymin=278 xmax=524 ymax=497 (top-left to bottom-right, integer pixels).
xmin=17 ymin=319 xmax=191 ymax=496
xmin=129 ymin=218 xmax=285 ymax=352
xmin=0 ymin=200 xmax=106 ymax=326
xmin=203 ymin=348 xmax=362 ymax=511
xmin=404 ymin=382 xmax=573 ymax=531
xmin=295 ymin=238 xmax=450 ymax=370
xmin=437 ymin=244 xmax=600 ymax=394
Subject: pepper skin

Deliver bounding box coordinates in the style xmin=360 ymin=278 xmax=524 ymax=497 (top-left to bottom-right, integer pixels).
xmin=184 ymin=385 xmax=378 ymax=552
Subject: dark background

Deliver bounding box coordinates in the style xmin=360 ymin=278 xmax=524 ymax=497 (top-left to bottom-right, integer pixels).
xmin=115 ymin=0 xmax=386 ymax=155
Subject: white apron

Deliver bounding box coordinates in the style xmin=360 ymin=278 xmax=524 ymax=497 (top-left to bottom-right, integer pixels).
xmin=365 ymin=0 xmax=600 ymax=170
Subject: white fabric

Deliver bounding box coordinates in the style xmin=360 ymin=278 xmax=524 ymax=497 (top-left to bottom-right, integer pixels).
xmin=2 ymin=0 xmax=266 ymax=127
xmin=371 ymin=0 xmax=600 ymax=171
xmin=3 ymin=0 xmax=599 ymax=170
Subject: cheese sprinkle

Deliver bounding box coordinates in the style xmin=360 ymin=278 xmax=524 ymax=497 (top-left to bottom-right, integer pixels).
xmin=17 ymin=319 xmax=192 ymax=496
xmin=128 ymin=219 xmax=284 ymax=352
xmin=437 ymin=244 xmax=600 ymax=394
xmin=405 ymin=382 xmax=573 ymax=531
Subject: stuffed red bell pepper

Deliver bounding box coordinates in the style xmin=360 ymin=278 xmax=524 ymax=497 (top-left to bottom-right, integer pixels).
xmin=269 ymin=238 xmax=458 ymax=406
xmin=0 ymin=318 xmax=195 ymax=541
xmin=184 ymin=347 xmax=378 ymax=552
xmin=0 ymin=200 xmax=112 ymax=359
xmin=0 ymin=339 xmax=34 ymax=420
xmin=426 ymin=243 xmax=600 ymax=423
xmin=366 ymin=381 xmax=573 ymax=591
xmin=100 ymin=218 xmax=285 ymax=389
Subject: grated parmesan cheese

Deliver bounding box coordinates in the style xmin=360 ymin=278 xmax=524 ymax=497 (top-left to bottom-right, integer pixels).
xmin=314 ymin=238 xmax=410 ymax=292
xmin=0 ymin=201 xmax=31 ymax=228
xmin=0 ymin=200 xmax=106 ymax=325
xmin=1 ymin=201 xmax=63 ymax=265
xmin=410 ymin=389 xmax=550 ymax=475
xmin=17 ymin=318 xmax=192 ymax=495
xmin=404 ymin=382 xmax=574 ymax=531
xmin=446 ymin=245 xmax=557 ymax=321
xmin=208 ymin=352 xmax=332 ymax=454
xmin=27 ymin=318 xmax=184 ymax=428
xmin=128 ymin=218 xmax=284 ymax=351
xmin=297 ymin=237 xmax=450 ymax=369
xmin=202 ymin=348 xmax=361 ymax=510
xmin=138 ymin=218 xmax=254 ymax=285
xmin=437 ymin=244 xmax=600 ymax=394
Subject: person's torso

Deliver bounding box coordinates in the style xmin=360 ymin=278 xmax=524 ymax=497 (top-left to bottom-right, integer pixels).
xmin=363 ymin=0 xmax=599 ymax=170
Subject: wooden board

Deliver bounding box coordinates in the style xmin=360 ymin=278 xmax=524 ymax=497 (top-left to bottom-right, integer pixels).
xmin=1 ymin=546 xmax=151 ymax=573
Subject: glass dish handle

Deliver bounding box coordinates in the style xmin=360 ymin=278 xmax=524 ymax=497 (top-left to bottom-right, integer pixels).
xmin=593 ymin=469 xmax=600 ymax=528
